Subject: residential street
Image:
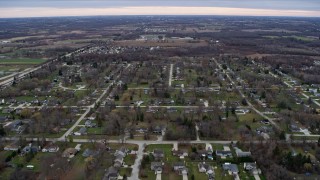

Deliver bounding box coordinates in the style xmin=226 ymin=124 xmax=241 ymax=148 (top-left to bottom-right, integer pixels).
xmin=168 ymin=63 xmax=173 ymax=87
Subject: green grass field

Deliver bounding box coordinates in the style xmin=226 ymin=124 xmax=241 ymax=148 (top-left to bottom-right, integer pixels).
xmin=0 ymin=58 xmax=46 ymax=65
xmin=264 ymin=35 xmax=316 ymax=42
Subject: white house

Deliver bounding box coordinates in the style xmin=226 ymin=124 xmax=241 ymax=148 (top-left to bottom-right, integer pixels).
xmin=42 ymin=143 xmax=59 ymax=152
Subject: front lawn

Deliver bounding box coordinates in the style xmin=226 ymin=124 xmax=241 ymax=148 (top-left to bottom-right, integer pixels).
xmin=124 ymin=154 xmax=136 ymax=166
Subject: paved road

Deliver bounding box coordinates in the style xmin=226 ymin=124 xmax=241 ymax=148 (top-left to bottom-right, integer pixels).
xmin=2 ymin=135 xmax=236 ymax=145
xmin=9 ymin=105 xmax=90 ymax=109
xmin=0 ymin=66 xmax=42 ymax=87
xmin=169 ymin=64 xmax=173 ymax=87
xmin=116 ymin=105 xmax=201 ymax=108
xmin=0 ymin=68 xmax=32 ymax=81
xmin=4 ymin=135 xmax=320 ymax=145
xmin=291 ymin=134 xmax=320 ymax=137
xmin=116 ymin=105 xmax=250 ymax=110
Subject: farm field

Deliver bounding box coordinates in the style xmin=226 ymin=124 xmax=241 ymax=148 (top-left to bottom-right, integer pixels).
xmin=0 ymin=58 xmax=46 ymax=65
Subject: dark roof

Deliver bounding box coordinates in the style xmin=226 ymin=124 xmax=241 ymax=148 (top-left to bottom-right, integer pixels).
xmin=82 ymin=148 xmax=99 ymax=157
xmin=198 ymin=162 xmax=211 ymax=170
xmin=79 ymin=127 xmax=87 ymax=133
xmin=153 ymin=149 xmax=164 ymax=155
xmin=222 ymin=163 xmax=239 ymax=173
xmin=173 ymin=162 xmax=185 ymax=167
xmin=216 ymin=150 xmax=232 ymax=155
xmin=0 ymin=116 xmax=7 ymax=121
xmin=105 ymin=166 xmax=118 ymax=179
xmin=151 ymin=162 xmax=163 ymax=170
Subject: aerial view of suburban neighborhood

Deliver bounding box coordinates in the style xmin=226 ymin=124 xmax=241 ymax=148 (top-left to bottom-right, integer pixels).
xmin=0 ymin=1 xmax=320 ymax=180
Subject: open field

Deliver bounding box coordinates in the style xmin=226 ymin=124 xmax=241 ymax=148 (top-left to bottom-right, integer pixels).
xmin=263 ymin=35 xmax=318 ymax=42
xmin=0 ymin=58 xmax=46 ymax=65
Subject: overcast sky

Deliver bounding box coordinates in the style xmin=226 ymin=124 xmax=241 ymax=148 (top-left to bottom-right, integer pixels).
xmin=0 ymin=0 xmax=319 ymax=18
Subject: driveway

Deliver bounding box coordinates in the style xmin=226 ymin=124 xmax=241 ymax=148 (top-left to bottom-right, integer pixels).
xmin=156 ymin=173 xmax=162 ymax=180
xmin=182 ymin=174 xmax=188 ymax=180
xmin=128 ymin=143 xmax=144 ymax=180
xmin=253 ymin=174 xmax=261 ymax=180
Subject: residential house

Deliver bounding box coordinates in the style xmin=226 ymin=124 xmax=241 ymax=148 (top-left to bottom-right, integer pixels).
xmin=198 ymin=150 xmax=208 ymax=159
xmin=2 ymin=108 xmax=13 ymax=114
xmin=207 ymin=169 xmax=215 ymax=180
xmin=151 ymin=162 xmax=163 ymax=173
xmin=4 ymin=143 xmax=19 ymax=151
xmin=244 ymin=162 xmax=260 ymax=175
xmin=0 ymin=116 xmax=8 ymax=122
xmin=114 ymin=154 xmax=125 ymax=168
xmin=234 ymin=147 xmax=251 ymax=157
xmin=173 ymin=162 xmax=185 ymax=171
xmin=289 ymin=124 xmax=300 ymax=132
xmin=152 ymin=125 xmax=163 ymax=134
xmin=74 ymin=127 xmax=87 ymax=136
xmin=198 ymin=162 xmax=215 ymax=180
xmin=198 ymin=162 xmax=213 ymax=173
xmin=216 ymin=150 xmax=232 ymax=158
xmin=173 ymin=162 xmax=188 ymax=175
xmin=82 ymin=148 xmax=99 ymax=157
xmin=22 ymin=143 xmax=40 ymax=154
xmin=256 ymin=126 xmax=273 ymax=134
xmin=261 ymin=119 xmax=270 ymax=125
xmin=103 ymin=166 xmax=119 ymax=180
xmin=4 ymin=120 xmax=22 ymax=131
xmin=244 ymin=162 xmax=257 ymax=171
xmin=4 ymin=120 xmax=25 ymax=134
xmin=113 ymin=147 xmax=127 ymax=168
xmin=172 ymin=149 xmax=188 ymax=159
xmin=153 ymin=149 xmax=165 ymax=160
xmin=85 ymin=120 xmax=96 ymax=128
xmin=222 ymin=163 xmax=239 ymax=175
xmin=136 ymin=127 xmax=148 ymax=134
xmin=114 ymin=147 xmax=127 ymax=157
xmin=15 ymin=108 xmax=23 ymax=115
xmin=42 ymin=143 xmax=59 ymax=153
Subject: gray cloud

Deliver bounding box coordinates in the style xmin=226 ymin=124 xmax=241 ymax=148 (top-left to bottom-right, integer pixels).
xmin=0 ymin=0 xmax=319 ymax=11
